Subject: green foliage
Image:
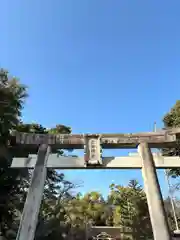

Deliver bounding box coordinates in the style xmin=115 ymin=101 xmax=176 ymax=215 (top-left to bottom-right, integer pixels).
xmin=15 ymin=123 xmax=47 ymax=134
xmin=108 ymin=180 xmax=152 ymax=239
xmin=0 ymin=69 xmax=28 ymax=236
xmin=0 ymin=69 xmax=27 ymax=142
xmin=163 ymin=100 xmax=180 ymax=177
xmin=48 ymin=125 xmax=71 ymax=134
xmin=65 ymin=191 xmax=108 ymax=227
xmin=34 ymin=173 xmax=76 ymax=240
xmin=161 ymin=101 xmax=180 ymax=231
xmin=163 ymin=101 xmax=180 ymax=128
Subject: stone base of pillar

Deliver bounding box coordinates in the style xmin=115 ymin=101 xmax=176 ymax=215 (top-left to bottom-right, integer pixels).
xmin=173 ymin=230 xmax=180 ymax=239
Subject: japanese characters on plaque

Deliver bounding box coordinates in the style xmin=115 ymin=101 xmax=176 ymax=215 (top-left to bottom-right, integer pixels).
xmin=84 ymin=136 xmax=101 ymax=164
xmin=13 ymin=132 xmax=83 ymax=145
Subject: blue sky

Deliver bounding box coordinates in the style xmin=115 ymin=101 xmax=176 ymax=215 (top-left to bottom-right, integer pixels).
xmin=1 ymin=0 xmax=180 ymax=198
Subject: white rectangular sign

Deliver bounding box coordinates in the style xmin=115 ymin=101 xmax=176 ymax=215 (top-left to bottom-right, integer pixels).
xmin=84 ymin=136 xmax=102 ymax=165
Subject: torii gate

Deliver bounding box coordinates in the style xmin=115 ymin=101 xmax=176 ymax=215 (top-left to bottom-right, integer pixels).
xmin=9 ymin=129 xmax=180 ymax=240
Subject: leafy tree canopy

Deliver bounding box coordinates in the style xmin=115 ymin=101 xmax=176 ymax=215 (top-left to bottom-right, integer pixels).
xmin=163 ymin=100 xmax=180 ymax=177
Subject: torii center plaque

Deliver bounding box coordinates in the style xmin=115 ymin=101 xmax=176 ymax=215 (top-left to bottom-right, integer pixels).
xmin=84 ymin=135 xmax=102 ymax=165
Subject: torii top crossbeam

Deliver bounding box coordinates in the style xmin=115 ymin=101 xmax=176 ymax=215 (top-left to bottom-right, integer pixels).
xmin=10 ymin=128 xmax=180 ymax=149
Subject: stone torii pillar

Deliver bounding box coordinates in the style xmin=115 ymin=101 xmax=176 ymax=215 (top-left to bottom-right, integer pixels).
xmin=138 ymin=142 xmax=171 ymax=240
xmin=16 ymin=144 xmax=51 ymax=240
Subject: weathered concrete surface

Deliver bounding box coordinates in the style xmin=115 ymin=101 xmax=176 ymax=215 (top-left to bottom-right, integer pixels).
xmin=10 ymin=128 xmax=178 ymax=149
xmin=11 ymin=154 xmax=180 ymax=169
xmin=138 ymin=143 xmax=171 ymax=240
xmin=16 ymin=144 xmax=51 ymax=240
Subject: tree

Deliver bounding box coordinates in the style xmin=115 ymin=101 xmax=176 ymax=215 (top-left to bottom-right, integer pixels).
xmin=163 ymin=197 xmax=180 ymax=232
xmin=108 ymin=180 xmax=152 ymax=240
xmin=163 ymin=100 xmax=180 ymax=177
xmin=62 ymin=191 xmax=110 ymax=240
xmin=0 ymin=69 xmax=28 ymax=236
xmin=66 ymin=191 xmax=107 ymax=226
xmin=0 ymin=69 xmax=27 ymax=142
xmin=34 ymin=173 xmax=77 ymax=240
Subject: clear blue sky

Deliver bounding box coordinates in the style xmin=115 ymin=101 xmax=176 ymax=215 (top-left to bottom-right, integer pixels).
xmin=1 ymin=0 xmax=180 ymax=198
